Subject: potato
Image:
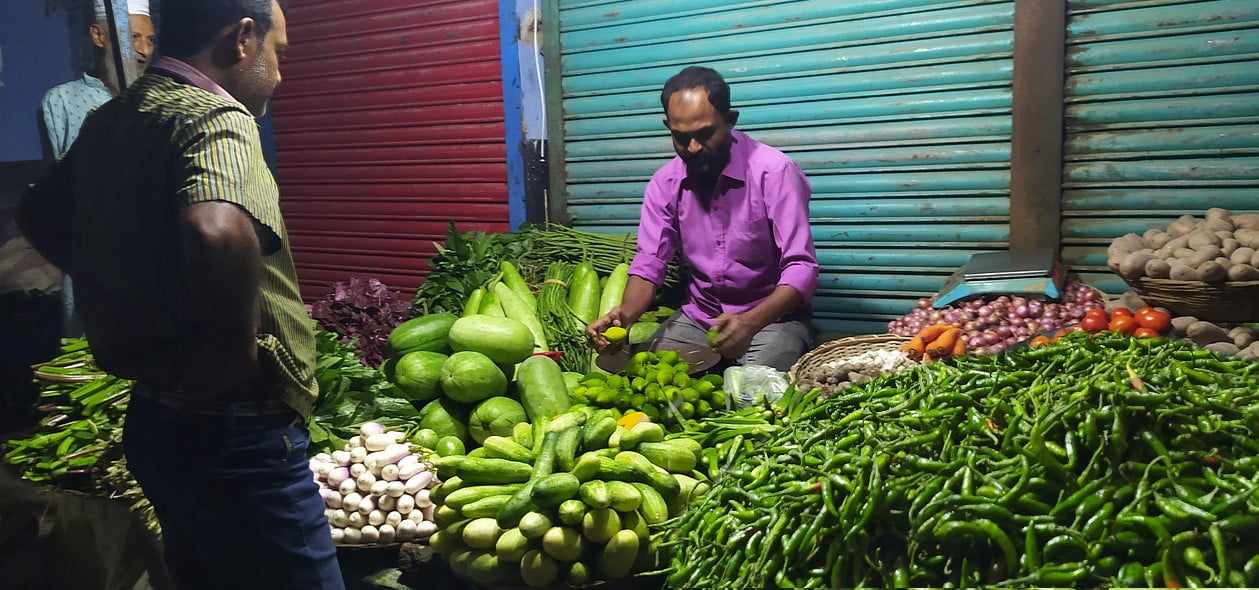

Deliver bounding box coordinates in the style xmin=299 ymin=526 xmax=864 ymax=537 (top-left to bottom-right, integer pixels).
xmin=1167 ymin=215 xmax=1199 ymax=237
xmin=1231 ymin=247 xmax=1255 ymax=265
xmin=1234 ymin=332 xmax=1255 ymax=349
xmin=1206 ymin=207 xmax=1232 ymax=221
xmin=1204 ymin=218 xmax=1234 ymax=233
xmin=1221 ymin=239 xmax=1240 ymax=256
xmin=1119 ymin=251 xmax=1154 ymax=279
xmin=1228 ymin=264 xmax=1259 ymax=282
xmin=1238 ymin=341 xmax=1259 ymax=361
xmin=1143 ymin=229 xmax=1171 ymax=249
xmin=1236 ymin=229 xmax=1259 ymax=249
xmin=1162 ymin=235 xmax=1190 ymax=253
xmin=1173 ymin=248 xmax=1197 ymax=259
xmin=1170 ymin=316 xmax=1197 ymax=336
xmin=1187 ymin=321 xmax=1231 ymax=345
xmin=1235 ymin=214 xmax=1259 ymax=231
xmin=1168 ymin=263 xmax=1202 ymax=281
xmin=1229 ymin=326 xmax=1251 ymax=339
xmin=1215 ymin=230 xmax=1235 ymax=241
xmin=1204 ymin=342 xmax=1241 ymax=357
xmin=1144 ymin=259 xmax=1171 ymax=279
xmin=1118 ymin=291 xmax=1147 ymax=311
xmin=1185 ymin=246 xmax=1222 ymax=267
xmin=1198 ymin=261 xmax=1228 ymax=283
xmin=1188 ymin=230 xmax=1223 ymax=250
xmin=1253 ymin=250 xmax=1259 ymax=268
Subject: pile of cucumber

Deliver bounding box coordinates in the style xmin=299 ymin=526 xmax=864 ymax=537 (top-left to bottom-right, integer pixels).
xmin=426 ymin=407 xmax=709 ymax=587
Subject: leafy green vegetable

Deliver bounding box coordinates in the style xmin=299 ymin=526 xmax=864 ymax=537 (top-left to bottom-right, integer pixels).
xmin=412 ymin=223 xmax=531 ymax=316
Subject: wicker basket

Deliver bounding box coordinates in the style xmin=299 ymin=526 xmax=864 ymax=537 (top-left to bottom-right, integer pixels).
xmin=789 ymin=334 xmax=912 ymax=383
xmin=1126 ymin=277 xmax=1259 ymax=323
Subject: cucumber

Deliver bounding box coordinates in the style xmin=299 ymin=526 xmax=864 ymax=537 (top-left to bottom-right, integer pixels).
xmin=444 ymin=518 xmax=474 ymax=538
xmin=581 ymin=508 xmax=621 ymax=544
xmin=615 ymin=451 xmax=682 ymax=497
xmin=431 ymin=475 xmax=464 ymax=504
xmin=497 ymin=432 xmax=558 ymax=528
xmin=467 ymin=552 xmax=507 ymax=585
xmin=606 ymin=481 xmax=643 ymax=512
xmin=554 ymin=427 xmax=582 ymax=472
xmin=428 ymin=530 xmax=457 ymax=555
xmin=512 ymin=422 xmax=534 ymax=448
xmin=633 ymin=483 xmax=669 ymax=525
xmin=638 ymin=440 xmax=698 ymax=473
xmin=567 ymin=262 xmax=601 ymax=325
xmin=521 ymin=549 xmax=559 ymax=588
xmin=669 ymin=473 xmax=702 ymax=516
xmin=495 ymin=527 xmax=533 ymax=563
xmin=664 ymin=436 xmax=704 ymax=462
xmin=445 ymin=484 xmax=526 ymax=510
xmin=579 ymin=480 xmax=611 ymax=509
xmin=600 ymin=530 xmax=640 ymax=579
xmin=532 ymin=473 xmax=581 ymax=508
xmin=435 ymin=504 xmax=462 ymax=527
xmin=620 ymin=510 xmax=650 ymax=542
xmin=542 ymin=526 xmax=584 ymax=562
xmin=581 ymin=416 xmax=618 ymax=450
xmin=482 ymin=436 xmax=534 ymax=463
xmin=467 ymin=447 xmax=489 ymax=459
xmin=630 ymin=421 xmax=665 ymax=445
xmin=572 ymin=453 xmax=639 ymax=483
xmin=431 ymin=455 xmax=465 ymax=479
xmin=558 ymin=499 xmax=588 ymax=526
xmin=567 ymin=561 xmax=592 ymax=585
xmin=520 ymin=512 xmax=554 ymax=540
xmin=461 ymin=495 xmax=514 ymax=519
xmin=457 ymin=458 xmax=534 ymax=484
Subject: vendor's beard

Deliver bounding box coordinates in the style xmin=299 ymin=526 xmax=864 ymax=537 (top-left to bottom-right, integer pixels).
xmin=684 ymin=150 xmax=730 ymax=183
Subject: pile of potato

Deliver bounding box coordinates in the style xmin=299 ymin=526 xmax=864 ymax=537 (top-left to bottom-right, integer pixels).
xmin=1109 ymin=208 xmax=1259 ymax=283
xmin=1111 ymin=290 xmax=1259 ymax=360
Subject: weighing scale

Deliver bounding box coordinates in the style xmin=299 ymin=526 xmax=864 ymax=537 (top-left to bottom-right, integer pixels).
xmin=933 ymin=249 xmax=1067 ymax=309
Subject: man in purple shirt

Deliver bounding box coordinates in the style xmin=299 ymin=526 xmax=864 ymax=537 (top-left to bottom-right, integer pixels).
xmin=589 ymin=67 xmax=820 ymax=370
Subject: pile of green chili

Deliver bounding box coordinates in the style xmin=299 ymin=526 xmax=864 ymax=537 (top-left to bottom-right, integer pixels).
xmin=661 ymin=333 xmax=1259 ymax=588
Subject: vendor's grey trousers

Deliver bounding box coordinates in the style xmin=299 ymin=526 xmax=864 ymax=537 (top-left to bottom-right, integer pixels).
xmin=654 ymin=312 xmax=813 ymax=371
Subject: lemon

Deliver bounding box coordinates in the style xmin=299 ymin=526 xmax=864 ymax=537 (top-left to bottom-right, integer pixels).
xmin=603 ymin=326 xmax=628 ymax=342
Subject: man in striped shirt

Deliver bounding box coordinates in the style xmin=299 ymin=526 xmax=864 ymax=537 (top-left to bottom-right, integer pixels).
xmin=19 ymin=1 xmax=344 ymax=587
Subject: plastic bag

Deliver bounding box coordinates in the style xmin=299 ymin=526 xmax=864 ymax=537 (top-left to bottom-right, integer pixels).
xmin=723 ymin=365 xmax=789 ymax=408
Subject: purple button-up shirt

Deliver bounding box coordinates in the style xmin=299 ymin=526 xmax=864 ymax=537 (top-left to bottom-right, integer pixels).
xmin=629 ymin=129 xmax=819 ymax=329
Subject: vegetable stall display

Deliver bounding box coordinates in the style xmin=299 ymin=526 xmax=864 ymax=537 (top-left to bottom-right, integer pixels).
xmin=661 ymin=332 xmax=1259 ymax=588
xmin=426 ymin=408 xmax=708 ymax=587
xmin=888 ymin=279 xmax=1105 ymax=355
xmin=310 ymin=423 xmax=441 ymax=545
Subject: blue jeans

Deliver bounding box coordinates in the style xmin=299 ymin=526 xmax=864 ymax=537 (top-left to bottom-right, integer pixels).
xmin=123 ymin=394 xmax=345 ymax=590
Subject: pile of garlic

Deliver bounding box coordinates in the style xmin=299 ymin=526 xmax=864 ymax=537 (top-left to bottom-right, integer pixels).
xmin=308 ymin=422 xmax=440 ymax=545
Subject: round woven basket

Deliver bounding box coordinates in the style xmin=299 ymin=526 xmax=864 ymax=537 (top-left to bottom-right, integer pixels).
xmin=789 ymin=334 xmax=912 ymax=383
xmin=1126 ymin=277 xmax=1259 ymax=323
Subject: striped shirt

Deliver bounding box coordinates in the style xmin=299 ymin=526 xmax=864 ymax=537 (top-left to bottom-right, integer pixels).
xmin=32 ymin=73 xmax=317 ymax=416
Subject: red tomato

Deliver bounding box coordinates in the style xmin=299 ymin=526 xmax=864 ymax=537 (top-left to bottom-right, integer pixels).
xmin=1084 ymin=307 xmax=1108 ymax=321
xmin=1109 ymin=315 xmax=1138 ymax=335
xmin=1136 ymin=308 xmax=1171 ymax=333
xmin=1111 ymin=307 xmax=1134 ymax=318
xmin=1133 ymin=327 xmax=1160 ymax=339
xmin=1081 ymin=315 xmax=1108 ymax=333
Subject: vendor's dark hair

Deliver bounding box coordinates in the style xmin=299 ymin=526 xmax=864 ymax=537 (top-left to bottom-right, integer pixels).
xmin=160 ymin=0 xmax=276 ymax=58
xmin=660 ymin=66 xmax=731 ymax=115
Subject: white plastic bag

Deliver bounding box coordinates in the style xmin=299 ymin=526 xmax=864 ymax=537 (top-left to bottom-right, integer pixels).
xmin=723 ymin=365 xmax=789 ymax=408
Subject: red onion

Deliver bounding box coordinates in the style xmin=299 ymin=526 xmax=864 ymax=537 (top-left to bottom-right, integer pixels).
xmin=917 ymin=298 xmax=931 ymax=309
xmin=978 ymin=306 xmax=993 ymax=318
xmin=997 ymin=325 xmax=1013 ymax=337
xmin=1015 ymin=304 xmax=1029 ymax=318
xmin=963 ymin=321 xmax=979 ymax=332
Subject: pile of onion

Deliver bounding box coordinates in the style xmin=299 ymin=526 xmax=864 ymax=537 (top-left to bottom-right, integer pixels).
xmin=888 ymin=280 xmax=1105 ymax=355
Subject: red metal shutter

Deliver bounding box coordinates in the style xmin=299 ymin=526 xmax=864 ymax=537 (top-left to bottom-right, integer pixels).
xmin=272 ymin=0 xmax=509 ymax=300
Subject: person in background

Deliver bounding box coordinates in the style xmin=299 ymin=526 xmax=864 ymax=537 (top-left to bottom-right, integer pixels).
xmin=19 ymin=1 xmax=344 ymax=588
xmin=42 ymin=0 xmax=157 ymax=160
xmin=588 ymin=66 xmax=820 ymax=371
xmin=40 ymin=0 xmax=156 ymax=338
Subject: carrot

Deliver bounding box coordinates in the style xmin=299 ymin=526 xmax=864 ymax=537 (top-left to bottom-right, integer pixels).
xmin=901 ymin=336 xmax=926 ymax=360
xmin=917 ymin=324 xmax=951 ymax=343
xmin=951 ymin=337 xmax=966 ymax=358
xmin=926 ymin=328 xmax=961 ymax=358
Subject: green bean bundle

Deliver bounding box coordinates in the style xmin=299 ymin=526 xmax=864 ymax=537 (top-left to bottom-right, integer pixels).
xmin=517 ymin=224 xmax=684 ymax=288
xmin=538 ymin=262 xmax=594 ymax=374
xmin=664 ymin=333 xmax=1259 ymax=589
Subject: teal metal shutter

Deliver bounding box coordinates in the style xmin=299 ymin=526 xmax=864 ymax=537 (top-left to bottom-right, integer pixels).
xmin=1061 ymin=0 xmax=1259 ymax=294
xmin=556 ymin=0 xmax=1016 ymax=335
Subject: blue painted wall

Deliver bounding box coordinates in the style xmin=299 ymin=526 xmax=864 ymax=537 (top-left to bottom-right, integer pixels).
xmin=0 ymin=2 xmax=84 ymax=162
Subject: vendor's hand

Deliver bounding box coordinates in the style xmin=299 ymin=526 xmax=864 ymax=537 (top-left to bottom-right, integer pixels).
xmin=588 ymin=307 xmax=629 ymax=350
xmin=711 ymin=312 xmax=760 ymax=360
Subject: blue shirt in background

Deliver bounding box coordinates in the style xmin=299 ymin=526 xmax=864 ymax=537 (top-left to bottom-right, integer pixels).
xmin=41 ymin=74 xmax=113 ymax=161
